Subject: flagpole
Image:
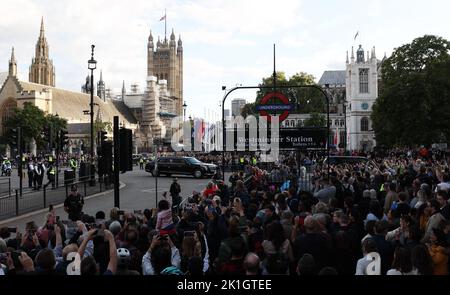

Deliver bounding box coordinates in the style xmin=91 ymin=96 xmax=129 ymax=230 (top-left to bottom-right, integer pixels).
xmin=165 ymin=9 xmax=167 ymax=41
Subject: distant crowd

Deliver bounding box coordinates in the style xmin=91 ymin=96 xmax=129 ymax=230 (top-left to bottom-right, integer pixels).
xmin=0 ymin=146 xmax=449 ymax=275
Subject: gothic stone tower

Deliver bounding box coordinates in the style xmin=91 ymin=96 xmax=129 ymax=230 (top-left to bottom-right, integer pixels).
xmin=29 ymin=17 xmax=55 ymax=87
xmin=345 ymin=45 xmax=377 ymax=152
xmin=147 ymin=29 xmax=183 ymax=117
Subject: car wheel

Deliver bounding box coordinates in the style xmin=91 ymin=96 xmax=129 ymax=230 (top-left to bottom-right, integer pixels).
xmin=166 ymin=173 xmax=171 ymax=177
xmin=194 ymin=170 xmax=203 ymax=179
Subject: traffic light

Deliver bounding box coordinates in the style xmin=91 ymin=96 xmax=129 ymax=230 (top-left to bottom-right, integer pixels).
xmin=42 ymin=126 xmax=53 ymax=149
xmin=100 ymin=131 xmax=107 ymax=145
xmin=119 ymin=127 xmax=133 ymax=172
xmin=59 ymin=129 xmax=69 ymax=149
xmin=9 ymin=127 xmax=18 ymax=147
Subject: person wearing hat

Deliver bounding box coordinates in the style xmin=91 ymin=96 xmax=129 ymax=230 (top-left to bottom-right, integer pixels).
xmin=33 ymin=158 xmax=46 ymax=190
xmin=64 ymin=184 xmax=84 ymax=221
xmin=170 ymin=178 xmax=182 ymax=210
xmin=43 ymin=162 xmax=56 ymax=190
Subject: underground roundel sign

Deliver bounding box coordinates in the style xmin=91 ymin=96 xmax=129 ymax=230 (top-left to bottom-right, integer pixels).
xmin=256 ymin=92 xmax=292 ymax=122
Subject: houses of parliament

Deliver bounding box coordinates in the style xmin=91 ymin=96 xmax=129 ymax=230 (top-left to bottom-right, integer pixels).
xmin=0 ymin=17 xmax=184 ymax=153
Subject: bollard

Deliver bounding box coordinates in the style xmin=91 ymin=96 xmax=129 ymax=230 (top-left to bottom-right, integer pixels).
xmin=84 ymin=180 xmax=87 ymax=197
xmin=15 ymin=189 xmax=19 ymax=216
xmin=65 ymin=184 xmax=68 ymax=199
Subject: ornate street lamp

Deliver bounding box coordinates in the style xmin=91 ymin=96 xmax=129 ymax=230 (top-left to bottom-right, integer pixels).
xmin=88 ymin=45 xmax=97 ymax=184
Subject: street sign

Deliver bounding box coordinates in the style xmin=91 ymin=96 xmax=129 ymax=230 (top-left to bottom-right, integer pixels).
xmin=257 ymin=92 xmax=293 ymax=123
xmin=233 ymin=127 xmax=327 ymax=151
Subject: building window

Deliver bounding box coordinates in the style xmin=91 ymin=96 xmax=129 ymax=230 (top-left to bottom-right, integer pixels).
xmin=361 ymin=117 xmax=369 ymax=132
xmin=359 ymin=68 xmax=369 ymax=93
xmin=340 ymin=120 xmax=344 ymax=127
xmin=1 ymin=99 xmax=17 ymax=136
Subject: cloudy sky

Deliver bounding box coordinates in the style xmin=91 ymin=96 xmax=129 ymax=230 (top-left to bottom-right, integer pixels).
xmin=0 ymin=0 xmax=449 ymax=120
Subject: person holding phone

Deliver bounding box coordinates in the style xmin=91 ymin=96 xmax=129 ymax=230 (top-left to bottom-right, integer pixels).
xmin=156 ymin=197 xmax=176 ymax=236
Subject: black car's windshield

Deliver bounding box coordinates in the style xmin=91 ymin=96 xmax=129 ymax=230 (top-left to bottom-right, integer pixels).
xmin=186 ymin=157 xmax=202 ymax=164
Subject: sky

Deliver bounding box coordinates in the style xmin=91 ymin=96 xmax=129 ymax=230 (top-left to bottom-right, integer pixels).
xmin=0 ymin=0 xmax=449 ymax=121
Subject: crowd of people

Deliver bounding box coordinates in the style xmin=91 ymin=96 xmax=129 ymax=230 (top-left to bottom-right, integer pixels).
xmin=0 ymin=147 xmax=449 ymax=275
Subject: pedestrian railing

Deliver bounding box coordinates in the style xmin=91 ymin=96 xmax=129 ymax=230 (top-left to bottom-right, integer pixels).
xmin=0 ymin=176 xmax=113 ymax=221
xmin=0 ymin=178 xmax=11 ymax=198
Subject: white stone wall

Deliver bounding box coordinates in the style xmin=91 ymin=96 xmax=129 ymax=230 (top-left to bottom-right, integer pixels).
xmin=345 ymin=46 xmax=378 ymax=151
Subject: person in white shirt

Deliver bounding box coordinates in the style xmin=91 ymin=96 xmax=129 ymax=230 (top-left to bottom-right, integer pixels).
xmin=387 ymin=247 xmax=415 ymax=275
xmin=355 ymin=238 xmax=380 ymax=275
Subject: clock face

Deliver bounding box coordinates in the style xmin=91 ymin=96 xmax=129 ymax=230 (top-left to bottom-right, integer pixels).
xmin=361 ymin=103 xmax=369 ymax=110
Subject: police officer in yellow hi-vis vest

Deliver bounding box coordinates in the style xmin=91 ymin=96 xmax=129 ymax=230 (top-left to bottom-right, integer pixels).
xmin=69 ymin=157 xmax=77 ymax=172
xmin=239 ymin=156 xmax=245 ymax=169
xmin=44 ymin=163 xmax=56 ymax=189
xmin=139 ymin=157 xmax=145 ymax=170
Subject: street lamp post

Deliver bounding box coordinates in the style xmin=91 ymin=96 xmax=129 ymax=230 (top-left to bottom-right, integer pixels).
xmin=88 ymin=45 xmax=97 ymax=184
xmin=183 ymin=102 xmax=187 ymax=122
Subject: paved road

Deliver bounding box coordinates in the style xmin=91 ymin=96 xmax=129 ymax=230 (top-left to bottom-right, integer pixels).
xmin=0 ymin=167 xmax=226 ymax=230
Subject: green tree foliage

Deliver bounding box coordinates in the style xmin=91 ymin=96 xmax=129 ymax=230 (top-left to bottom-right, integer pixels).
xmin=4 ymin=102 xmax=46 ymax=150
xmin=241 ymin=71 xmax=326 ymax=117
xmin=303 ymin=112 xmax=326 ymax=127
xmin=45 ymin=114 xmax=68 ymax=149
xmin=4 ymin=103 xmax=68 ymax=151
xmin=372 ymin=35 xmax=450 ymax=147
xmin=93 ymin=120 xmax=112 ymax=142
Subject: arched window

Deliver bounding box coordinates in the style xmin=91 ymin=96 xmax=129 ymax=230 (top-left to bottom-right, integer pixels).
xmin=1 ymin=99 xmax=17 ymax=136
xmin=359 ymin=68 xmax=369 ymax=93
xmin=361 ymin=117 xmax=369 ymax=132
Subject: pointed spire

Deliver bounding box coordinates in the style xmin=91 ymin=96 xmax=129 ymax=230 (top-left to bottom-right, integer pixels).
xmin=371 ymin=46 xmax=376 ymax=59
xmin=157 ymin=36 xmax=161 ymax=47
xmin=40 ymin=16 xmax=45 ymax=38
xmin=351 ymin=46 xmax=355 ymax=62
xmin=9 ymin=46 xmax=17 ymax=76
xmin=346 ymin=51 xmax=349 ymax=64
xmin=149 ymin=30 xmax=153 ymax=41
xmin=367 ymin=51 xmax=369 ymax=62
xmin=99 ymin=70 xmax=104 ymax=83
xmin=170 ymin=28 xmax=175 ymax=40
xmin=10 ymin=46 xmax=16 ymax=62
xmin=122 ymin=80 xmax=126 ymax=100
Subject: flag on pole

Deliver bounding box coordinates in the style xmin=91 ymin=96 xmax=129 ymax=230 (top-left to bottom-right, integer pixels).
xmin=335 ymin=127 xmax=340 ymax=151
xmin=159 ymin=14 xmax=166 ymax=21
xmin=354 ymin=31 xmax=359 ymax=40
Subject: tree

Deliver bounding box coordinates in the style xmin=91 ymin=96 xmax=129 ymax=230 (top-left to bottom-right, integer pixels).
xmin=242 ymin=71 xmax=325 ymax=117
xmin=93 ymin=120 xmax=112 ymax=143
xmin=372 ymin=35 xmax=450 ymax=147
xmin=4 ymin=102 xmax=46 ymax=151
xmin=303 ymin=112 xmax=326 ymax=127
xmin=45 ymin=114 xmax=68 ymax=149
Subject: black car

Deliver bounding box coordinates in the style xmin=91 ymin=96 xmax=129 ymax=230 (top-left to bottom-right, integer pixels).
xmin=145 ymin=156 xmax=217 ymax=178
